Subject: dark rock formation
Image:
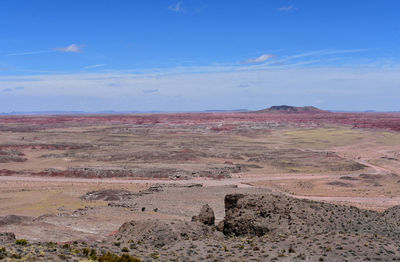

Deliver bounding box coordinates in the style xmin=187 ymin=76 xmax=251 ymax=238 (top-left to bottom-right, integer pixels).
xmin=0 ymin=215 xmax=31 ymax=226
xmin=255 ymin=105 xmax=326 ymax=114
xmin=382 ymin=205 xmax=400 ymax=226
xmin=0 ymin=232 xmax=16 ymax=243
xmin=191 ymin=204 xmax=215 ymax=225
xmin=221 ymin=193 xmax=400 ymax=237
xmin=81 ymin=189 xmax=134 ymax=201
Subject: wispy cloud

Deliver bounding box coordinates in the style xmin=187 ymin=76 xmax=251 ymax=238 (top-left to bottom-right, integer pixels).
xmin=83 ymin=64 xmax=106 ymax=69
xmin=0 ymin=48 xmax=396 ymax=112
xmin=7 ymin=44 xmax=84 ymax=56
xmin=236 ymin=84 xmax=250 ymax=88
xmin=7 ymin=50 xmax=55 ymax=56
xmin=168 ymin=2 xmax=184 ymax=12
xmin=285 ymin=49 xmax=371 ymax=60
xmin=1 ymin=64 xmax=399 ymax=112
xmin=243 ymin=54 xmax=274 ymax=64
xmin=278 ymin=5 xmax=296 ymax=12
xmin=54 ymin=44 xmax=83 ymax=53
xmin=2 ymin=86 xmax=24 ymax=92
xmin=142 ymin=89 xmax=159 ymax=94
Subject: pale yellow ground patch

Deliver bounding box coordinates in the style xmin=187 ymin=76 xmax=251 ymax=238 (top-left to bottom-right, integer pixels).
xmin=0 ymin=181 xmax=147 ymax=217
xmin=278 ymin=127 xmax=368 ymax=149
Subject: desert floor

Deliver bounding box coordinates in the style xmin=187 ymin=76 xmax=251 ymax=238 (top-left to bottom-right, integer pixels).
xmin=1 ymin=112 xmax=400 ymax=261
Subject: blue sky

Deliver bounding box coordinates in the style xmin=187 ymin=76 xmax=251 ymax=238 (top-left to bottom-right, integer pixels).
xmin=0 ymin=0 xmax=400 ymax=112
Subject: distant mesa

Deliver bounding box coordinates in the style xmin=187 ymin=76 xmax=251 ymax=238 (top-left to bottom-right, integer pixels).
xmin=255 ymin=105 xmax=327 ymax=114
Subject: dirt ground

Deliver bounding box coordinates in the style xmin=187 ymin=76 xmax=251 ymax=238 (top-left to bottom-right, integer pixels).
xmin=1 ymin=112 xmax=400 ymax=260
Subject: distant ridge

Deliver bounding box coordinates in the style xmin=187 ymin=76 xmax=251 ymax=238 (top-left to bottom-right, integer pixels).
xmin=254 ymin=105 xmax=327 ymax=114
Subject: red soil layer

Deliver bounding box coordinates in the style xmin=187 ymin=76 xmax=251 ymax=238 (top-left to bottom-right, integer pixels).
xmin=1 ymin=112 xmax=400 ymax=132
xmin=0 ymin=144 xmax=91 ymax=150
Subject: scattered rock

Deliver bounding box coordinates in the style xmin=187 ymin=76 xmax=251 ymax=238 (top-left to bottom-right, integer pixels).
xmin=137 ymin=183 xmax=203 ymax=196
xmin=359 ymin=173 xmax=383 ymax=179
xmin=340 ymin=176 xmax=358 ymax=180
xmin=115 ymin=219 xmax=220 ymax=248
xmin=326 ymin=181 xmax=353 ymax=187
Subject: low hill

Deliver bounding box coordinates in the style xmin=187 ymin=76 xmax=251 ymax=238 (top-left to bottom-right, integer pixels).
xmin=255 ymin=105 xmax=327 ymax=114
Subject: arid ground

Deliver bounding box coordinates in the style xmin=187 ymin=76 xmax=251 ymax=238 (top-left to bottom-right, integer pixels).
xmin=1 ymin=109 xmax=400 ymax=261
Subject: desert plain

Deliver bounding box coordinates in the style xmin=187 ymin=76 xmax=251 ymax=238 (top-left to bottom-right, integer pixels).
xmin=1 ymin=107 xmax=400 ymax=261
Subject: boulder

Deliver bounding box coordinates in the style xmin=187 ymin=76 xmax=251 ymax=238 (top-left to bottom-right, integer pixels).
xmin=191 ymin=204 xmax=215 ymax=225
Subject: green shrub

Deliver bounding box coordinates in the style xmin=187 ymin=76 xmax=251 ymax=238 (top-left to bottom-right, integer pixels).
xmin=0 ymin=247 xmax=7 ymax=259
xmin=47 ymin=241 xmax=57 ymax=247
xmin=89 ymin=249 xmax=97 ymax=260
xmin=11 ymin=253 xmax=22 ymax=259
xmin=82 ymin=248 xmax=90 ymax=256
xmin=15 ymin=239 xmax=28 ymax=245
xmin=58 ymin=254 xmax=67 ymax=260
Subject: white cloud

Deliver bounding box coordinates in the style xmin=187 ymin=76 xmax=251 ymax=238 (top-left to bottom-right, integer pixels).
xmin=83 ymin=64 xmax=106 ymax=69
xmin=54 ymin=44 xmax=83 ymax=53
xmin=243 ymin=54 xmax=274 ymax=64
xmin=168 ymin=2 xmax=184 ymax=12
xmin=1 ymin=48 xmax=399 ymax=111
xmin=278 ymin=5 xmax=296 ymax=12
xmin=1 ymin=63 xmax=400 ymax=112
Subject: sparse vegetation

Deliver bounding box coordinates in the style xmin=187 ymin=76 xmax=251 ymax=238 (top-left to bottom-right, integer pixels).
xmin=15 ymin=239 xmax=28 ymax=245
xmin=98 ymin=252 xmax=142 ymax=262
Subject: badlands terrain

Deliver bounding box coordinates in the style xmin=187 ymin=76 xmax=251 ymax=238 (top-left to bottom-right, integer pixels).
xmin=1 ymin=106 xmax=400 ymax=261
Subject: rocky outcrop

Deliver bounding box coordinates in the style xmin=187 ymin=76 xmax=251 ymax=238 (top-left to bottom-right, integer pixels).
xmin=0 ymin=215 xmax=31 ymax=226
xmin=221 ymin=193 xmax=400 ymax=237
xmin=81 ymin=189 xmax=134 ymax=201
xmin=382 ymin=205 xmax=400 ymax=226
xmin=0 ymin=232 xmax=16 ymax=244
xmin=191 ymin=204 xmax=215 ymax=225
